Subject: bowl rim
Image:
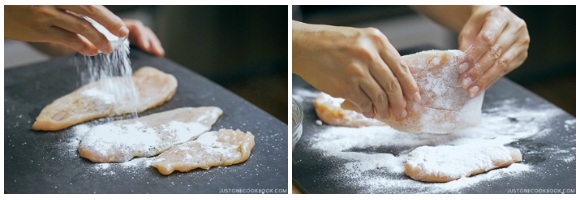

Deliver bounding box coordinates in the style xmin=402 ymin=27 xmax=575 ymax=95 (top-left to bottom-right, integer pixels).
xmin=292 ymin=98 xmax=303 ymax=131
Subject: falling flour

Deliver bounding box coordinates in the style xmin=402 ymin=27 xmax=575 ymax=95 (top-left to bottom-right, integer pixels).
xmin=75 ymin=37 xmax=139 ymax=119
xmin=293 ymin=88 xmax=575 ymax=193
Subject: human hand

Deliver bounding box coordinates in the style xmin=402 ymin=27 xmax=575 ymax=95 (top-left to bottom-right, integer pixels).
xmin=292 ymin=21 xmax=420 ymax=119
xmin=5 ymin=5 xmax=128 ymax=56
xmin=458 ymin=6 xmax=530 ymax=97
xmin=25 ymin=19 xmax=165 ymax=57
xmin=124 ymin=19 xmax=165 ymax=57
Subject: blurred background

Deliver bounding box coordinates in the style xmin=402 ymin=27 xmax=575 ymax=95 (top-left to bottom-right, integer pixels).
xmin=293 ymin=5 xmax=575 ymax=116
xmin=5 ymin=5 xmax=288 ymax=122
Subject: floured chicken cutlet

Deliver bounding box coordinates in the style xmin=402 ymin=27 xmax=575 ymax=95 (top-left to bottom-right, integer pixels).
xmin=152 ymin=129 xmax=255 ymax=175
xmin=316 ymin=50 xmax=484 ymax=133
xmin=405 ymin=144 xmax=522 ymax=183
xmin=78 ymin=107 xmax=222 ymax=163
xmin=313 ymin=93 xmax=385 ymax=127
xmin=32 ymin=66 xmax=177 ymax=131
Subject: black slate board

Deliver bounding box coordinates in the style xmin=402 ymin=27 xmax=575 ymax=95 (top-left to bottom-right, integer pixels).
xmin=292 ymin=74 xmax=576 ymax=194
xmin=4 ymin=49 xmax=288 ymax=194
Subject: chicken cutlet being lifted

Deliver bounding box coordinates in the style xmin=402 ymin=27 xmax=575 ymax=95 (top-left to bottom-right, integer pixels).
xmin=78 ymin=107 xmax=223 ymax=163
xmin=152 ymin=129 xmax=255 ymax=175
xmin=32 ymin=67 xmax=177 ymax=131
xmin=315 ymin=50 xmax=484 ymax=134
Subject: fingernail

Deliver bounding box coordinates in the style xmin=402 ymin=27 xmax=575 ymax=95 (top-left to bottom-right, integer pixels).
xmin=399 ymin=110 xmax=407 ymax=118
xmin=118 ymin=26 xmax=129 ymax=37
xmin=159 ymin=47 xmax=165 ymax=56
xmin=413 ymin=92 xmax=421 ymax=102
xmin=469 ymin=86 xmax=479 ymax=98
xmin=458 ymin=63 xmax=468 ymax=73
xmin=462 ymin=77 xmax=472 ymax=88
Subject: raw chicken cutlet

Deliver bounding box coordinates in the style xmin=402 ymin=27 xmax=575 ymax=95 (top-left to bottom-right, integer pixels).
xmin=313 ymin=93 xmax=385 ymax=127
xmin=405 ymin=143 xmax=523 ymax=183
xmin=152 ymin=129 xmax=255 ymax=175
xmin=78 ymin=107 xmax=222 ymax=163
xmin=32 ymin=66 xmax=177 ymax=131
xmin=315 ymin=50 xmax=484 ymax=133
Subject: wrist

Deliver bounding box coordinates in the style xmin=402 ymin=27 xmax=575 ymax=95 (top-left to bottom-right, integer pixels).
xmin=471 ymin=5 xmax=500 ymax=17
xmin=292 ymin=21 xmax=317 ymax=75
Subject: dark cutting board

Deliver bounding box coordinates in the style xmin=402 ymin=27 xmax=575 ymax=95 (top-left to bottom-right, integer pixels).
xmin=292 ymin=74 xmax=576 ymax=194
xmin=4 ymin=49 xmax=288 ymax=194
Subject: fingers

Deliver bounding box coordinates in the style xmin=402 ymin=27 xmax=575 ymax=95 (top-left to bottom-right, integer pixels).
xmin=457 ymin=8 xmax=489 ymax=52
xmin=377 ymin=38 xmax=421 ymax=103
xmin=458 ymin=19 xmax=480 ymax=52
xmin=348 ymin=86 xmax=375 ymax=118
xmin=459 ymin=7 xmax=530 ymax=97
xmin=125 ymin=19 xmax=165 ymax=56
xmin=375 ymin=33 xmax=415 ymax=119
xmin=367 ymin=61 xmax=407 ymax=119
xmin=47 ymin=26 xmax=98 ymax=56
xmin=126 ymin=20 xmax=149 ymax=50
xmin=357 ymin=27 xmax=413 ymax=119
xmin=468 ymin=44 xmax=526 ymax=97
xmin=341 ymin=100 xmax=359 ymax=113
xmin=460 ymin=24 xmax=516 ymax=89
xmin=464 ymin=8 xmax=509 ymax=68
xmin=57 ymin=5 xmax=128 ymax=38
xmin=53 ymin=10 xmax=112 ymax=53
xmin=144 ymin=27 xmax=165 ymax=56
xmin=360 ymin=78 xmax=389 ymax=119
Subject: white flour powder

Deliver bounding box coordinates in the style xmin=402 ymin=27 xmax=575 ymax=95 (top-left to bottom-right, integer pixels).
xmin=75 ymin=37 xmax=139 ymax=119
xmin=82 ymin=88 xmax=116 ymax=104
xmin=405 ymin=143 xmax=518 ymax=181
xmin=69 ymin=120 xmax=206 ymax=171
xmin=294 ymin=87 xmax=573 ymax=193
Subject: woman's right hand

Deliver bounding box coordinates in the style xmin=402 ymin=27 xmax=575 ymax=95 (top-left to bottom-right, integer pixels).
xmin=5 ymin=5 xmax=129 ymax=56
xmin=292 ymin=21 xmax=420 ymax=119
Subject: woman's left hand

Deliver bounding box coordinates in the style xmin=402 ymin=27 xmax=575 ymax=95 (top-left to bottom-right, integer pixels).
xmin=123 ymin=19 xmax=165 ymax=57
xmin=458 ymin=6 xmax=530 ymax=97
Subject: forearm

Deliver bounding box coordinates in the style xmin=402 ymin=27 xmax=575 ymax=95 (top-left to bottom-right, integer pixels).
xmin=292 ymin=21 xmax=332 ymax=75
xmin=411 ymin=5 xmax=498 ymax=32
xmin=292 ymin=21 xmax=307 ymax=74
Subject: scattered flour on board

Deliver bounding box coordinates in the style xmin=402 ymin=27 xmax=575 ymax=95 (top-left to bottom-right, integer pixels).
xmin=564 ymin=119 xmax=575 ymax=131
xmin=294 ymin=88 xmax=574 ymax=193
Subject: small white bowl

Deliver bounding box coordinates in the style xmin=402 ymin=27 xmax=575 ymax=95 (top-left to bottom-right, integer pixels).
xmin=292 ymin=98 xmax=303 ymax=151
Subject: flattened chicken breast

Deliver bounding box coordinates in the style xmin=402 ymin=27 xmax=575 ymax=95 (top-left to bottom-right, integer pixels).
xmin=152 ymin=129 xmax=255 ymax=175
xmin=78 ymin=107 xmax=222 ymax=163
xmin=32 ymin=66 xmax=177 ymax=131
xmin=405 ymin=144 xmax=522 ymax=182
